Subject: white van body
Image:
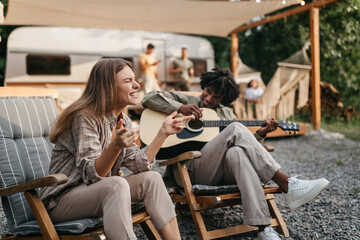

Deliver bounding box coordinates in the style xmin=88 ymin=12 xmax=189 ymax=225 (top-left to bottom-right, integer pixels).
xmin=5 ymin=27 xmax=215 ymax=109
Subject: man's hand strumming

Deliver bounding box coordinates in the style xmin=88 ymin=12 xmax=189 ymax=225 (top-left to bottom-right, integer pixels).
xmin=178 ymin=104 xmax=203 ymax=119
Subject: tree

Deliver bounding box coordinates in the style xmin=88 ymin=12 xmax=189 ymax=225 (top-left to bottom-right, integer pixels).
xmin=0 ymin=0 xmax=18 ymax=86
xmin=201 ymin=35 xmax=231 ymax=69
xmin=237 ymin=10 xmax=309 ymax=85
xmin=210 ymin=0 xmax=360 ymax=111
xmin=319 ymin=0 xmax=360 ymax=110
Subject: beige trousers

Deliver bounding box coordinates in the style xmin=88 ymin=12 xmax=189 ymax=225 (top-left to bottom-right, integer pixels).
xmin=49 ymin=171 xmax=176 ymax=240
xmin=190 ymin=122 xmax=281 ymax=226
xmin=142 ymin=74 xmax=161 ymax=94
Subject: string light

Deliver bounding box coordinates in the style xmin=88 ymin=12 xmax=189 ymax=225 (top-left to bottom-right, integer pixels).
xmin=228 ymin=0 xmax=295 ymax=3
xmin=301 ymin=0 xmax=305 ymax=5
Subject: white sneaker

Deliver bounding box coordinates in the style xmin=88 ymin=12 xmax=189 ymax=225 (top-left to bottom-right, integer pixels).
xmin=285 ymin=176 xmax=329 ymax=210
xmin=257 ymin=226 xmax=281 ymax=240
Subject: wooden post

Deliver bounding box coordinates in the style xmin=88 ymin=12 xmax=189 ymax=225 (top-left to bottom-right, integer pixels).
xmin=231 ymin=33 xmax=238 ymax=77
xmin=310 ymin=7 xmax=321 ymax=129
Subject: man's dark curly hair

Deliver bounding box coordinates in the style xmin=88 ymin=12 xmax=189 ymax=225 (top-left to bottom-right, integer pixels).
xmin=200 ymin=66 xmax=240 ymax=105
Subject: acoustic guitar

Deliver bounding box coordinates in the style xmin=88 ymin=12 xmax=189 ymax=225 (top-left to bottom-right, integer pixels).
xmin=140 ymin=108 xmax=300 ymax=159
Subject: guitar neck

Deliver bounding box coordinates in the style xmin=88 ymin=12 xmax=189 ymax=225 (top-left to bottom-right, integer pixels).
xmin=203 ymin=120 xmax=265 ymax=128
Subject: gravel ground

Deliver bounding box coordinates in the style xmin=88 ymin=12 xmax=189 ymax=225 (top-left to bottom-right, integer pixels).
xmin=1 ymin=129 xmax=359 ymax=239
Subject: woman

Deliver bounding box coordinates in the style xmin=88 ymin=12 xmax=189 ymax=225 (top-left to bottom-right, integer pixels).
xmin=40 ymin=58 xmax=192 ymax=240
xmin=245 ymin=79 xmax=264 ymax=103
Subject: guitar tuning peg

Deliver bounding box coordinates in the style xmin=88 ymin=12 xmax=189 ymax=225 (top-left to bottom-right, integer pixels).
xmin=294 ymin=132 xmax=298 ymax=135
xmin=284 ymin=131 xmax=287 ymax=134
xmin=289 ymin=131 xmax=292 ymax=134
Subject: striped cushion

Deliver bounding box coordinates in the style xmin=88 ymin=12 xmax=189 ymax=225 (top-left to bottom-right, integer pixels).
xmin=0 ymin=97 xmax=103 ymax=235
xmin=0 ymin=97 xmax=58 ymax=233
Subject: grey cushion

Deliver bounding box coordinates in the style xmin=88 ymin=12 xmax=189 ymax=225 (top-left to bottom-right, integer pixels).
xmin=0 ymin=97 xmax=103 ymax=236
xmin=192 ymin=184 xmax=239 ymax=196
xmin=16 ymin=218 xmax=103 ymax=236
xmin=14 ymin=202 xmax=144 ymax=236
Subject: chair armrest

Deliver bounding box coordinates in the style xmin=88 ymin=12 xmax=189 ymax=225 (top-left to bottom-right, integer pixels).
xmin=159 ymin=151 xmax=201 ymax=166
xmin=0 ymin=174 xmax=68 ymax=197
xmin=263 ymin=145 xmax=274 ymax=152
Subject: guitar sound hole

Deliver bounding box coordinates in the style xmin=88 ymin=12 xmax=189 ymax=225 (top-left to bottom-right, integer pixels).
xmin=188 ymin=119 xmax=203 ymax=130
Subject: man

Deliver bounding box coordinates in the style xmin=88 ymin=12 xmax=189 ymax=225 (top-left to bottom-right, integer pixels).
xmin=168 ymin=47 xmax=194 ymax=91
xmin=142 ymin=66 xmax=329 ymax=240
xmin=138 ymin=43 xmax=162 ymax=93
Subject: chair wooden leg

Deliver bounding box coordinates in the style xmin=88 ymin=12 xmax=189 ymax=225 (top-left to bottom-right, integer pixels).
xmin=177 ymin=162 xmax=210 ymax=240
xmin=140 ymin=219 xmax=162 ymax=240
xmin=24 ymin=190 xmax=60 ymax=240
xmin=173 ymin=159 xmax=288 ymax=240
xmin=266 ymin=194 xmax=290 ymax=237
xmin=132 ymin=211 xmax=161 ymax=240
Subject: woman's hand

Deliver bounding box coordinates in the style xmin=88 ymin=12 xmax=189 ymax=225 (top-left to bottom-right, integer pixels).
xmin=161 ymin=111 xmax=194 ymax=136
xmin=112 ymin=119 xmax=139 ymax=148
xmin=145 ymin=112 xmax=194 ymax=162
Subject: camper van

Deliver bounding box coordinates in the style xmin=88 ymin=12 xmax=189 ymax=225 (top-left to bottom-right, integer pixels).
xmin=5 ymin=27 xmax=215 ymax=109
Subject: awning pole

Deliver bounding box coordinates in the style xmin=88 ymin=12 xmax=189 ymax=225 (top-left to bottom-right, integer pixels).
xmin=310 ymin=7 xmax=321 ymax=129
xmin=231 ymin=33 xmax=238 ymax=77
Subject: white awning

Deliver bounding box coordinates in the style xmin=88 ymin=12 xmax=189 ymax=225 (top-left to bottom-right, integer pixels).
xmin=2 ymin=0 xmax=301 ymax=37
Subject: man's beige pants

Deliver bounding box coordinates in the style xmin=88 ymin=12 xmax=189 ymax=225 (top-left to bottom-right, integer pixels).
xmin=142 ymin=74 xmax=161 ymax=94
xmin=190 ymin=122 xmax=281 ymax=226
xmin=49 ymin=171 xmax=176 ymax=240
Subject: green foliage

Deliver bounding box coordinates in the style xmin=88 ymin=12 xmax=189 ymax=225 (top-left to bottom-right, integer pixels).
xmin=336 ymin=160 xmax=344 ymax=166
xmin=0 ymin=0 xmax=18 ymax=86
xmin=0 ymin=25 xmax=17 ymax=86
xmin=319 ymin=0 xmax=360 ymax=111
xmin=290 ymin=110 xmax=360 ymax=142
xmin=237 ymin=12 xmax=309 ymax=85
xmin=321 ymin=113 xmax=360 ymax=142
xmin=204 ymin=0 xmax=360 ymax=113
xmin=235 ymin=0 xmax=360 ymax=112
xmin=201 ymin=35 xmax=231 ymax=69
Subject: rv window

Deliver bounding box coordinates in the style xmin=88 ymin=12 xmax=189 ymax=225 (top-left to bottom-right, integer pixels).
xmin=102 ymin=57 xmax=133 ymax=63
xmin=26 ymin=55 xmax=71 ymax=75
xmin=189 ymin=59 xmax=207 ymax=77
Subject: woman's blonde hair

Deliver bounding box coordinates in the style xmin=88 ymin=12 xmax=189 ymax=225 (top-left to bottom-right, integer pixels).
xmin=50 ymin=58 xmax=134 ymax=143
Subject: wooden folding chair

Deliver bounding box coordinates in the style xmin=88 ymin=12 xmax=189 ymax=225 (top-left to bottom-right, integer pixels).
xmin=0 ymin=90 xmax=161 ymax=240
xmin=160 ymin=151 xmax=289 ymax=240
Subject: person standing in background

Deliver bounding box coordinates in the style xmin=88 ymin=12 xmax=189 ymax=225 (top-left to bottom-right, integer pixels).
xmin=245 ymin=79 xmax=264 ymax=103
xmin=139 ymin=43 xmax=162 ymax=93
xmin=244 ymin=79 xmax=264 ymax=119
xmin=168 ymin=47 xmax=194 ymax=91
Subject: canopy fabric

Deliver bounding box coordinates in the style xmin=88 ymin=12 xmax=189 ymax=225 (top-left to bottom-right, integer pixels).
xmin=2 ymin=0 xmax=301 ymax=37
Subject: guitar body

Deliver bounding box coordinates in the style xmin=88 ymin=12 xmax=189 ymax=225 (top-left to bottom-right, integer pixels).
xmin=140 ymin=108 xmax=300 ymax=159
xmin=140 ymin=108 xmax=220 ymax=159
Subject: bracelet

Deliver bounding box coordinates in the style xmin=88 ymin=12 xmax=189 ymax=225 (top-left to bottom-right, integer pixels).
xmin=255 ymin=130 xmax=266 ymax=139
